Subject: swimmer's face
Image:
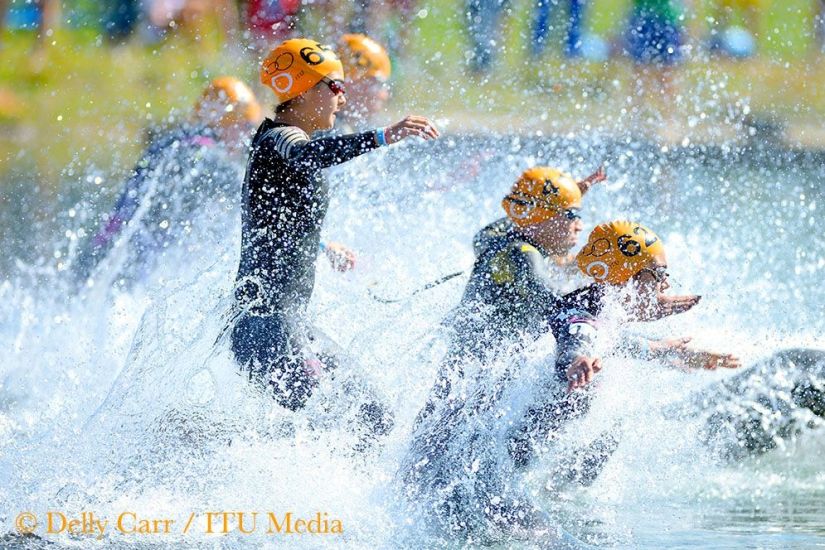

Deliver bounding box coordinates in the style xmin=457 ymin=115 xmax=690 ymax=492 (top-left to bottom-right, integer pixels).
xmin=523 ymin=210 xmax=583 ymax=255
xmin=629 ymin=263 xmax=670 ymax=316
xmin=301 ymin=71 xmax=347 ymax=131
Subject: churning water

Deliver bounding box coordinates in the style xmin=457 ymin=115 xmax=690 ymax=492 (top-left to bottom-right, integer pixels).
xmin=1 ymin=134 xmax=824 ymax=548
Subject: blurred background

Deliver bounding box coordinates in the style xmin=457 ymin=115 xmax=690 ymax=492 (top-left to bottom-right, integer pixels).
xmin=1 ymin=0 xmax=823 ymax=194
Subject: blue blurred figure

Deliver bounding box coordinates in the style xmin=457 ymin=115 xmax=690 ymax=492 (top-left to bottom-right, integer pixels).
xmin=465 ymin=0 xmax=510 ymax=73
xmin=531 ymin=0 xmax=586 ymax=58
xmin=625 ymin=0 xmax=683 ymax=66
xmin=103 ymin=0 xmax=139 ymax=43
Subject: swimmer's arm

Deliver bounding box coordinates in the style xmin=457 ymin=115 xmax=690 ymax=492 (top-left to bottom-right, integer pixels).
xmin=552 ymin=311 xmax=599 ymax=388
xmin=644 ymin=337 xmax=742 ymax=370
xmin=576 ymin=164 xmax=607 ymax=195
xmin=620 ymin=333 xmax=660 ymax=360
xmin=271 ymin=117 xmax=439 ymax=170
xmin=508 ymin=314 xmax=600 ymax=468
xmin=265 ymin=127 xmax=379 ymax=170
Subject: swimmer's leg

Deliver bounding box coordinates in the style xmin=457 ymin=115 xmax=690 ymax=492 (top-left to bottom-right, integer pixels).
xmin=231 ymin=314 xmax=319 ymax=411
xmin=308 ymin=329 xmax=395 ymax=450
xmin=547 ymin=429 xmax=620 ymax=488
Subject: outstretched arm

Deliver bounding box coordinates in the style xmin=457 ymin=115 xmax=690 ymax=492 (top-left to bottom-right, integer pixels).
xmin=576 ymin=164 xmax=607 ymax=195
xmin=648 ymin=337 xmax=742 ymax=370
xmin=636 ymin=292 xmax=702 ymax=321
xmin=271 ymin=116 xmax=440 ymax=171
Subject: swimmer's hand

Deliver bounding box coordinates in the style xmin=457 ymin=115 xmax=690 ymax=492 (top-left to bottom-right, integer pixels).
xmin=679 ymin=349 xmax=742 ymax=371
xmin=650 ymin=338 xmax=742 ymax=370
xmin=577 ymin=165 xmax=607 ymax=195
xmin=324 ymin=242 xmax=356 ymax=272
xmin=649 ymin=336 xmax=693 ymax=358
xmin=566 ymin=355 xmax=602 ymax=392
xmin=638 ymin=293 xmax=701 ymax=321
xmin=385 ymin=115 xmax=440 ymax=143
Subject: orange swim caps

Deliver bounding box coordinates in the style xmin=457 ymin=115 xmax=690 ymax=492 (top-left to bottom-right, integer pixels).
xmin=194 ymin=76 xmax=262 ymax=129
xmin=502 ymin=167 xmax=582 ymax=227
xmin=339 ymin=34 xmax=392 ymax=82
xmin=576 ymin=221 xmax=667 ymax=285
xmin=260 ymin=38 xmax=344 ymax=104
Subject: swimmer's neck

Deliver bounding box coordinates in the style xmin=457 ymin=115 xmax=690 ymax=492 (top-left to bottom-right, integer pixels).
xmin=273 ymin=112 xmax=317 ymax=135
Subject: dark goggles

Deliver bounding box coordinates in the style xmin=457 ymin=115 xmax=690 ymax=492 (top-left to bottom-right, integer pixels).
xmin=563 ymin=209 xmax=581 ymax=220
xmin=321 ymin=77 xmax=346 ymax=95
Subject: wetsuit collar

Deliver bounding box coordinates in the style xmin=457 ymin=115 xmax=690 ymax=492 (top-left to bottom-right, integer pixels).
xmin=510 ymin=223 xmax=551 ymax=258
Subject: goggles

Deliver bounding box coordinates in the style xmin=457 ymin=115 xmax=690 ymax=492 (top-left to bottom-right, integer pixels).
xmin=321 ymin=77 xmax=346 ymax=95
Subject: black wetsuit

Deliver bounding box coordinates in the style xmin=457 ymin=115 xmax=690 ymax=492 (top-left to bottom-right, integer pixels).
xmin=456 ymin=217 xmax=566 ymax=352
xmin=74 ymin=124 xmax=238 ymax=283
xmin=680 ymin=348 xmax=825 ymax=461
xmin=231 ymin=119 xmax=381 ymax=412
xmin=401 ymin=220 xmax=591 ymax=539
xmin=506 ymin=284 xmax=612 ymax=472
xmin=419 ymin=218 xmax=571 ymax=420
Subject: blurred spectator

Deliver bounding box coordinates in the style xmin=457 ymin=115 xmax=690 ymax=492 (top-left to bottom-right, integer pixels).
xmin=103 ymin=0 xmax=140 ymax=44
xmin=531 ymin=0 xmax=586 ymax=58
xmin=625 ymin=0 xmax=683 ymax=66
xmin=0 ymin=0 xmax=7 ymax=46
xmin=244 ymin=0 xmax=301 ymax=48
xmin=624 ymin=0 xmax=684 ymax=119
xmin=2 ymin=0 xmax=60 ymax=49
xmin=708 ymin=0 xmax=761 ymax=58
xmin=815 ymin=0 xmax=825 ymax=53
xmin=144 ymin=0 xmax=239 ymax=47
xmin=466 ymin=0 xmax=510 ymax=74
xmin=349 ymin=0 xmax=418 ymax=55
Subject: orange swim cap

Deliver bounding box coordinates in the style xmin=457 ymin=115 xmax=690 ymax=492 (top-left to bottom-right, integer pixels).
xmin=194 ymin=76 xmax=262 ymax=129
xmin=502 ymin=167 xmax=582 ymax=227
xmin=576 ymin=221 xmax=667 ymax=285
xmin=339 ymin=34 xmax=392 ymax=82
xmin=260 ymin=38 xmax=344 ymax=104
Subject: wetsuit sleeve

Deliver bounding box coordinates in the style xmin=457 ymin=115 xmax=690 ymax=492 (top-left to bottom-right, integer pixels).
xmin=551 ymin=309 xmax=599 ymax=381
xmin=472 ymin=224 xmax=497 ymax=256
xmin=264 ymin=126 xmax=379 ymax=171
xmin=507 ymin=308 xmax=600 ymax=469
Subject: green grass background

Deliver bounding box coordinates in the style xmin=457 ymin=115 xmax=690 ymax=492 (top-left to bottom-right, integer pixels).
xmin=1 ymin=0 xmax=824 ymax=191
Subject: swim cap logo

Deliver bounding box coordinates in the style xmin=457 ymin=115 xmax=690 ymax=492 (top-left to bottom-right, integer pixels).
xmin=503 ymin=194 xmax=533 ymax=219
xmin=585 ymin=261 xmax=610 ymax=281
xmin=587 ymin=238 xmax=612 ymax=257
xmin=617 ymin=234 xmax=641 ymax=257
xmin=271 ymin=73 xmax=294 ymax=94
xmin=299 ymin=44 xmax=332 ymax=66
xmin=273 ymin=52 xmax=294 ymax=71
xmin=542 ymin=178 xmax=560 ymax=197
